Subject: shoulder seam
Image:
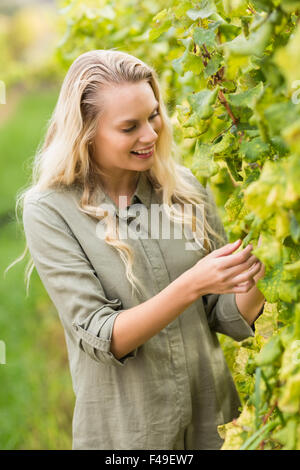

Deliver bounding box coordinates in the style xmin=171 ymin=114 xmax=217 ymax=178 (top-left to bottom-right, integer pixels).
xmin=23 ymin=198 xmax=75 ymax=238
xmin=24 ymin=188 xmax=67 ymax=205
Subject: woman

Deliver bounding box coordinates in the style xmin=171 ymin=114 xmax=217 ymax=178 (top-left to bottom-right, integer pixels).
xmin=11 ymin=49 xmax=265 ymax=450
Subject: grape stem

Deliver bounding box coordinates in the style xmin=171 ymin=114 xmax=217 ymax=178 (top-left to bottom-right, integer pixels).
xmin=218 ymin=89 xmax=239 ymax=126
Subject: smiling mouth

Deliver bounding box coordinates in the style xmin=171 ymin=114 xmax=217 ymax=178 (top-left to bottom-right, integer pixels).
xmin=131 ymin=145 xmax=154 ymax=154
xmin=130 ymin=147 xmax=154 ymax=158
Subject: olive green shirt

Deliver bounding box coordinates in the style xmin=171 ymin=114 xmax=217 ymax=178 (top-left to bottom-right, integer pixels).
xmin=22 ymin=164 xmax=260 ymax=450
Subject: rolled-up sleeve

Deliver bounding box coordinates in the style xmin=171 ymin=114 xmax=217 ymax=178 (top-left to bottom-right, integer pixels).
xmin=202 ymin=292 xmax=255 ymax=341
xmin=201 ymin=183 xmax=264 ymax=341
xmin=23 ymin=199 xmax=138 ymax=367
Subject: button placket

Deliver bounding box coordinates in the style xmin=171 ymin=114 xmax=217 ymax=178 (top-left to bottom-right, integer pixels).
xmin=137 ymin=193 xmax=193 ymax=430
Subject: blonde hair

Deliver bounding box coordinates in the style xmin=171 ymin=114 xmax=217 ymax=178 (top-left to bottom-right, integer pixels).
xmin=5 ymin=49 xmax=225 ymax=299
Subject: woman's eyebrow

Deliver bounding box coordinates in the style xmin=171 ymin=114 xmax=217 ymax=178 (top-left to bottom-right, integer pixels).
xmin=117 ymin=102 xmax=159 ymax=124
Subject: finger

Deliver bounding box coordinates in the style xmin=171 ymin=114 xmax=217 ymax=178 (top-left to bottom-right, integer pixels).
xmin=219 ymin=244 xmax=254 ymax=269
xmin=213 ymin=239 xmax=242 ymax=257
xmin=231 ymin=261 xmax=262 ymax=285
xmin=231 ymin=279 xmax=255 ymax=293
xmin=253 ymin=262 xmax=266 ymax=282
xmin=224 ymin=254 xmax=258 ymax=278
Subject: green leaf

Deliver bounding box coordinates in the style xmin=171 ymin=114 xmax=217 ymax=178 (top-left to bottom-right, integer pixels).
xmin=259 ymin=58 xmax=285 ymax=90
xmin=192 ymin=140 xmax=219 ymax=177
xmin=182 ymin=52 xmax=205 ymax=74
xmin=255 ymin=335 xmax=283 ymax=366
xmin=244 ymin=159 xmax=290 ymax=218
xmin=225 ymin=187 xmax=248 ymax=221
xmin=223 ymin=0 xmax=249 ymax=16
xmin=204 ymin=53 xmax=223 ymax=78
xmin=252 ymin=233 xmax=283 ymax=267
xmin=290 ymin=212 xmax=300 ymax=243
xmin=257 ymin=263 xmax=285 ymax=303
xmin=219 ymin=23 xmax=241 ymax=41
xmin=227 ymin=82 xmax=264 ymax=110
xmin=251 ymin=0 xmax=275 ymax=12
xmin=171 ymin=37 xmax=205 ymax=76
xmin=280 ymin=0 xmax=300 ymax=13
xmin=282 ymin=119 xmax=300 ymax=157
xmin=172 ymin=0 xmax=194 ymax=19
xmin=187 ymin=87 xmax=219 ymax=120
xmin=284 ymin=259 xmax=300 ymax=275
xmin=275 ymin=209 xmax=291 ymax=240
xmin=225 ymin=157 xmax=243 ymax=181
xmin=240 ymin=137 xmax=270 ymax=163
xmin=264 ymin=101 xmax=300 ymax=136
xmin=193 ymin=27 xmax=216 ymax=48
xmin=278 ymin=372 xmax=300 ymax=414
xmin=270 ymin=136 xmax=289 ymax=157
xmin=272 ymin=418 xmax=298 ymax=450
xmin=212 ymin=132 xmax=237 ymax=158
xmin=278 ymin=280 xmax=300 ymax=302
xmin=221 ymin=21 xmax=273 ymax=57
xmin=149 ymin=9 xmax=173 ymax=41
xmin=186 ymin=0 xmax=216 ymax=20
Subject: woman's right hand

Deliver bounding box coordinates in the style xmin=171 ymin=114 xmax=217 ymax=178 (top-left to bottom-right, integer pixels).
xmin=189 ymin=239 xmax=263 ymax=296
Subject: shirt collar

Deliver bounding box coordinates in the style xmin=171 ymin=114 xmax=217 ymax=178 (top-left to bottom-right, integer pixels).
xmin=101 ymin=171 xmax=153 ymax=218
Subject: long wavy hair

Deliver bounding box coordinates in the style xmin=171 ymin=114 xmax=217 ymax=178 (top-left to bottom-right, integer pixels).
xmin=5 ymin=48 xmax=225 ymax=299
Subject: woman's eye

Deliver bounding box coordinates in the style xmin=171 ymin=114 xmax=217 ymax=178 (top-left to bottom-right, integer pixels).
xmin=122 ymin=126 xmax=136 ymax=133
xmin=122 ymin=112 xmax=160 ymax=133
xmin=151 ymin=111 xmax=160 ymax=120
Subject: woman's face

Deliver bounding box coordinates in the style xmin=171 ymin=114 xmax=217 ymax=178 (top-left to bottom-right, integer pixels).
xmin=92 ymin=81 xmax=162 ymax=174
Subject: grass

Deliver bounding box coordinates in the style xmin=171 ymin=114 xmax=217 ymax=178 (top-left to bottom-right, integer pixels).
xmin=0 ymin=86 xmax=74 ymax=449
xmin=0 ymin=88 xmax=60 ymax=215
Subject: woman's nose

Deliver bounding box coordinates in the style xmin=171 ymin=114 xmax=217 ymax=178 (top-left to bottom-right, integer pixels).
xmin=139 ymin=122 xmax=158 ymax=143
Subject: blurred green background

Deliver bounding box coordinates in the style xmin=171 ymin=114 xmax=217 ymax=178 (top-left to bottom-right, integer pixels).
xmin=0 ymin=0 xmax=74 ymax=450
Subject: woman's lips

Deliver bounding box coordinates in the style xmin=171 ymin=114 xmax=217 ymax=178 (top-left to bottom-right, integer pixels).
xmin=131 ymin=147 xmax=154 ymax=159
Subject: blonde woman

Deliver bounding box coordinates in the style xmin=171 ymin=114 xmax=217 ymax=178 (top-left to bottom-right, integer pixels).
xmin=10 ymin=49 xmax=265 ymax=450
